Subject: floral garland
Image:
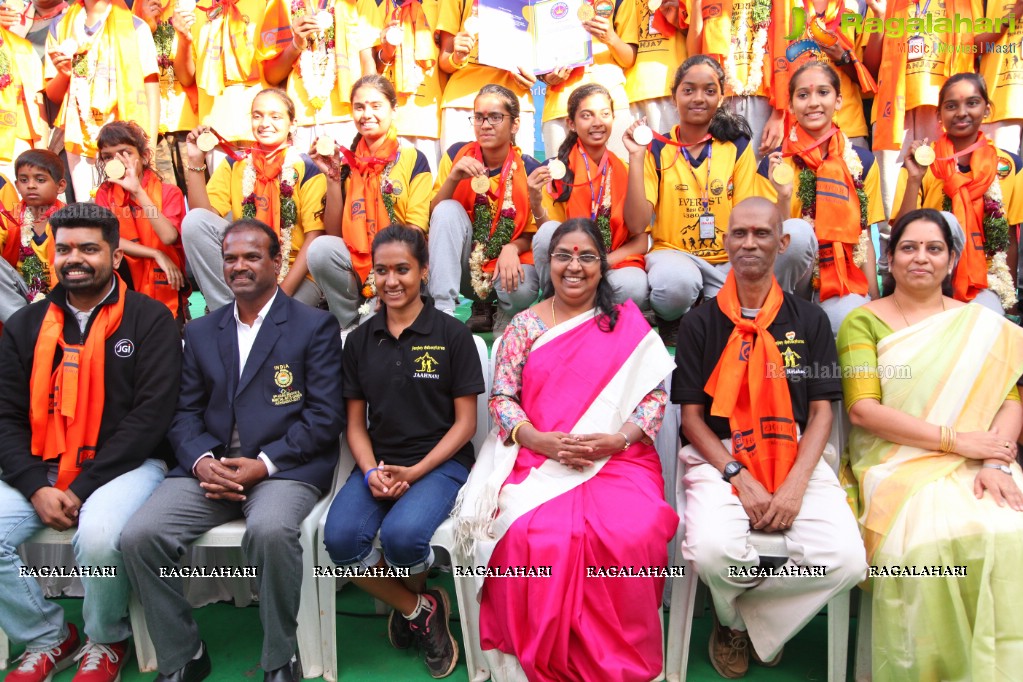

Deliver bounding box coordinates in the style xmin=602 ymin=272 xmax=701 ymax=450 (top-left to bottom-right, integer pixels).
xmin=241 ymin=148 xmax=302 ymax=283
xmin=17 ymin=208 xmax=50 ymax=302
xmin=0 ymin=41 xmax=11 ymax=91
xmin=723 ymin=0 xmax=770 ymax=97
xmin=69 ymin=3 xmax=110 ymax=145
xmin=469 ymin=164 xmax=517 ymax=299
xmin=941 ymin=178 xmax=1017 ymax=310
xmin=594 ymin=165 xmax=612 ymax=251
xmin=291 ymin=1 xmax=336 ymax=112
xmin=153 ymin=20 xmax=177 ymax=133
xmin=379 ymin=153 xmax=400 ymax=225
xmin=793 ymin=136 xmax=870 ymax=290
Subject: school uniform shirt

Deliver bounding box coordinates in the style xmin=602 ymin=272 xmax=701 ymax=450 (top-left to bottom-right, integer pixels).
xmin=0 ymin=28 xmax=44 ymax=161
xmin=144 ymin=5 xmax=199 ymax=134
xmin=980 ymin=0 xmax=1023 ymax=123
xmin=625 ymin=0 xmax=687 ymax=105
xmin=540 ymin=0 xmax=639 ymax=122
xmin=643 ymin=133 xmax=757 ymax=262
xmin=0 ymin=174 xmax=19 ymax=211
xmin=345 ymin=145 xmax=433 ymax=229
xmin=341 ymin=300 xmax=485 ymax=471
xmin=435 ymin=0 xmax=534 ymax=113
xmin=671 ymin=292 xmax=842 ymax=445
xmin=206 ymin=154 xmax=327 ymax=268
xmin=358 ymin=0 xmax=443 ymax=139
xmin=891 ymin=147 xmax=1023 ymax=226
xmin=754 ymin=143 xmax=887 ymax=225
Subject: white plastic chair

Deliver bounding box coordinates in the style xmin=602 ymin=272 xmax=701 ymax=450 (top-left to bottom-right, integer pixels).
xmin=316 ymin=334 xmax=491 ymax=682
xmin=664 ymin=401 xmax=852 ymax=682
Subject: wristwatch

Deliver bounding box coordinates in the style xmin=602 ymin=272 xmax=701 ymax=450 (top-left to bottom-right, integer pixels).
xmin=836 ymin=49 xmax=853 ymax=66
xmin=723 ymin=460 xmax=746 ymax=483
xmin=984 ymin=463 xmax=1012 ymax=475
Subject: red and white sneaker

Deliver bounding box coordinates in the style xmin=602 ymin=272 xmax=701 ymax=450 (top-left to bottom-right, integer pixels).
xmin=6 ymin=622 xmax=81 ymax=682
xmin=71 ymin=639 xmax=131 ymax=682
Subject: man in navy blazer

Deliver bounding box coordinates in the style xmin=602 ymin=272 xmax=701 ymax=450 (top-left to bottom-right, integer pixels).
xmin=122 ymin=219 xmax=344 ymax=682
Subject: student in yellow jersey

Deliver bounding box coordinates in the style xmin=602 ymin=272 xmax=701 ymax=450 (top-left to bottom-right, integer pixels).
xmin=306 ymin=75 xmax=433 ymax=331
xmin=359 ymin=0 xmax=443 ymax=173
xmin=893 ymin=72 xmax=1023 ymax=315
xmin=536 ymin=0 xmax=639 ymax=160
xmin=624 ymin=55 xmax=815 ymax=345
xmin=436 ymin=0 xmax=536 ymax=158
xmin=260 ymin=0 xmax=365 ymax=156
xmin=756 ymin=61 xmax=884 ymax=334
xmin=978 ymin=0 xmax=1023 ymax=155
xmin=182 ymin=88 xmax=327 ymax=312
xmin=626 ymin=0 xmax=686 ymax=135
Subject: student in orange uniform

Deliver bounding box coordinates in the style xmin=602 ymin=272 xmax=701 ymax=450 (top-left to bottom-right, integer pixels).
xmin=436 ymin=0 xmax=536 ymax=158
xmin=182 ymin=88 xmax=327 ymax=312
xmin=44 ymin=0 xmax=160 ymax=200
xmin=306 ymin=75 xmax=433 ymax=330
xmin=428 ymin=84 xmax=541 ymax=335
xmin=537 ymin=0 xmax=639 ymax=160
xmin=0 ymin=151 xmax=64 ymax=323
xmin=530 ymin=84 xmax=649 ymax=308
xmin=0 ymin=14 xmax=44 ymax=182
xmin=756 ymin=61 xmax=884 ymax=334
xmin=358 ymin=0 xmax=442 ymax=172
xmin=624 ymin=55 xmax=814 ymax=345
xmin=94 ymin=121 xmax=188 ymax=324
xmin=627 ymin=0 xmax=687 ymax=135
xmin=978 ymin=0 xmax=1023 ymax=155
xmin=894 ymin=72 xmax=1023 ymax=315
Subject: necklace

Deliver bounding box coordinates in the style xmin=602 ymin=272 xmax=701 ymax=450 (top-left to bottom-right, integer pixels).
xmin=892 ymin=294 xmax=945 ymax=327
xmin=551 ymin=296 xmax=557 ymax=327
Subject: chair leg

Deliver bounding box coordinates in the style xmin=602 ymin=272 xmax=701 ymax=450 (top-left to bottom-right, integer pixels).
xmin=1 ymin=625 xmax=9 ymax=670
xmin=315 ymin=524 xmax=339 ymax=682
xmin=129 ymin=590 xmax=158 ymax=672
xmin=827 ymin=591 xmax=850 ymax=682
xmin=664 ymin=566 xmax=698 ymax=682
xmin=296 ymin=517 xmax=324 ymax=679
xmin=854 ymin=589 xmax=872 ymax=682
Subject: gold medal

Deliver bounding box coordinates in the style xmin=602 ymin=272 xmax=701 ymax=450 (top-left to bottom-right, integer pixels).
xmin=315 ymin=136 xmax=335 ymax=157
xmin=547 ymin=159 xmax=567 ymax=180
xmin=385 ymin=25 xmax=405 ymax=46
xmin=463 ymin=15 xmax=480 ymax=35
xmin=913 ymin=144 xmax=935 ymax=167
xmin=470 ymin=175 xmax=491 ymax=194
xmin=771 ymin=163 xmax=794 ymax=186
xmin=175 ymin=0 xmax=196 ymax=12
xmin=648 ymin=0 xmax=661 ymax=10
xmin=594 ymin=0 xmax=614 ymax=18
xmin=197 ymin=131 xmax=218 ymax=153
xmin=577 ymin=3 xmax=595 ymax=21
xmin=632 ymin=124 xmax=653 ymax=146
xmin=59 ymin=38 xmax=78 ymax=57
xmin=314 ymin=10 xmax=332 ymax=31
xmin=4 ymin=0 xmax=25 ymax=12
xmin=104 ymin=158 xmax=125 ymax=180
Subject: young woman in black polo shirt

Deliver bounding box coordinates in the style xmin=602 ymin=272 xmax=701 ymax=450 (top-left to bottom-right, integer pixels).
xmin=322 ymin=224 xmax=485 ymax=679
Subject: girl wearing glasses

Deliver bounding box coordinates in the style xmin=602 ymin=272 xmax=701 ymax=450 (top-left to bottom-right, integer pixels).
xmin=529 ymin=84 xmax=650 ymax=309
xmin=623 ymin=55 xmax=814 ymax=346
xmin=306 ymin=75 xmax=433 ymax=331
xmin=428 ymin=84 xmax=541 ymax=335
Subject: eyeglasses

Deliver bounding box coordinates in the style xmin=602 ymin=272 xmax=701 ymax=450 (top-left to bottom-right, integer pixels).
xmin=469 ymin=113 xmax=509 ymax=126
xmin=551 ymin=252 xmax=600 ymax=265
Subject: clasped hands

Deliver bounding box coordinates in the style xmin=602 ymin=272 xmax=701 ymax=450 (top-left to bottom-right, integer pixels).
xmin=523 ymin=430 xmax=627 ymax=471
xmin=196 ymin=456 xmax=269 ymax=501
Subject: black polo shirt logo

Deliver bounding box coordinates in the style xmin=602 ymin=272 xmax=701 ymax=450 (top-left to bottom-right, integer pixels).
xmin=776 ymin=331 xmax=807 ymax=377
xmin=411 ymin=345 xmax=444 ymax=380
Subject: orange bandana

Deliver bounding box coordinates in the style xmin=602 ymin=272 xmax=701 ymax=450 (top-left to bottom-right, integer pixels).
xmin=705 ymin=273 xmax=798 ymax=492
xmin=784 ymin=124 xmax=868 ymax=300
xmin=341 ymin=130 xmax=400 ymax=283
xmin=29 ymin=277 xmax=127 ymax=490
xmin=450 ymin=142 xmax=533 ymax=273
xmin=195 ymin=0 xmax=257 ymax=96
xmin=931 ymin=132 xmax=997 ymax=302
xmin=250 ymin=148 xmax=286 ymax=232
xmin=95 ymin=170 xmax=184 ymax=315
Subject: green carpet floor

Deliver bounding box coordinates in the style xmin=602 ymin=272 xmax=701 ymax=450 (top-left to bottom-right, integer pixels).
xmin=3 ymin=579 xmax=854 ymax=681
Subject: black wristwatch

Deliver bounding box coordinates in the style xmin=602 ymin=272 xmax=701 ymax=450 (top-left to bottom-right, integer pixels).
xmin=836 ymin=49 xmax=853 ymax=66
xmin=723 ymin=460 xmax=746 ymax=483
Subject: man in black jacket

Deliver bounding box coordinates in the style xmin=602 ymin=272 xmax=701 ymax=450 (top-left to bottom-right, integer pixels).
xmin=0 ymin=203 xmax=181 ymax=682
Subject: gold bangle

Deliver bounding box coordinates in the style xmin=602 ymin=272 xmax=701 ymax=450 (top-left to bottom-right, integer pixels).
xmin=510 ymin=420 xmax=530 ymax=445
xmin=447 ymin=53 xmax=468 ymax=71
xmin=948 ymin=428 xmax=957 ymax=453
xmin=186 ymin=164 xmax=207 ymax=173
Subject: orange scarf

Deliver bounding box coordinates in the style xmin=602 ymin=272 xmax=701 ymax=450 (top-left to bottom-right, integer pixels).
xmin=450 ymin=142 xmax=533 ymax=272
xmin=802 ymin=0 xmax=876 ymax=94
xmin=705 ymin=273 xmax=798 ymax=492
xmin=931 ymin=132 xmax=997 ymax=302
xmin=873 ymin=0 xmax=969 ymax=151
xmin=95 ymin=170 xmax=184 ymax=316
xmin=553 ymin=144 xmax=642 ymax=269
xmin=29 ymin=277 xmax=127 ymax=491
xmin=784 ymin=124 xmax=868 ymax=300
xmin=341 ymin=131 xmax=400 ymax=283
xmin=392 ymin=0 xmax=435 ymax=96
xmin=51 ymin=0 xmax=148 ymax=141
xmin=651 ymin=0 xmax=686 ymax=36
xmin=250 ymin=148 xmax=286 ymax=232
xmin=195 ymin=0 xmax=257 ymax=96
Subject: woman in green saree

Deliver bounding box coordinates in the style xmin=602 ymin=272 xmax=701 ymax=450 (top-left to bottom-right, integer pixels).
xmin=838 ymin=208 xmax=1023 ymax=681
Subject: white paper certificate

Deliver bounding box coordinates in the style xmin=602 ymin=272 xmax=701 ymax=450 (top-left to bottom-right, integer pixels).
xmin=531 ymin=0 xmax=593 ymax=74
xmin=477 ymin=0 xmax=533 ymax=72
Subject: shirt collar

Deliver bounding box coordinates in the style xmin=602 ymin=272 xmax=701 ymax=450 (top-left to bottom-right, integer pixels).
xmin=234 ymin=290 xmax=278 ymax=328
xmin=369 ymin=296 xmax=436 ymax=339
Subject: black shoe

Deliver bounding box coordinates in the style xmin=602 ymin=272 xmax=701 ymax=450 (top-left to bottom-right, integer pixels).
xmin=655 ymin=314 xmax=681 ymax=348
xmin=263 ymin=656 xmax=301 ymax=682
xmin=466 ymin=299 xmax=495 ymax=333
xmin=155 ymin=641 xmax=211 ymax=682
xmin=388 ymin=608 xmax=416 ymax=650
xmin=408 ymin=588 xmax=459 ymax=678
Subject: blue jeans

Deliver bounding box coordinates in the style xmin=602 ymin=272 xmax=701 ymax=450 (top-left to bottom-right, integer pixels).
xmin=0 ymin=458 xmax=167 ymax=649
xmin=322 ymin=459 xmax=468 ymax=574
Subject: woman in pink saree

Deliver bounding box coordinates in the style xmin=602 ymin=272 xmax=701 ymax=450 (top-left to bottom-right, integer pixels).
xmin=454 ymin=218 xmax=679 ymax=681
